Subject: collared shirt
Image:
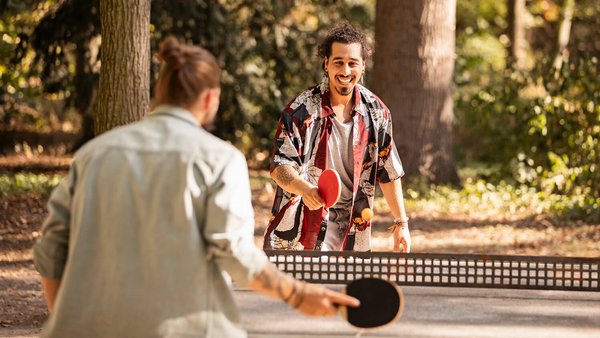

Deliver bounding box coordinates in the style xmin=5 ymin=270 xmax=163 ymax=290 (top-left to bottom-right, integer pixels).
xmin=263 ymin=81 xmax=404 ymax=252
xmin=33 ymin=105 xmax=267 ymax=338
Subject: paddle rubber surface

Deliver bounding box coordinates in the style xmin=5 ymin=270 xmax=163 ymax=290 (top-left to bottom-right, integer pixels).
xmin=317 ymin=168 xmax=341 ymax=208
xmin=345 ymin=278 xmax=403 ymax=329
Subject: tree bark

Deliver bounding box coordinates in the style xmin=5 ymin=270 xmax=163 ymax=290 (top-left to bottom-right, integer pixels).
xmin=96 ymin=0 xmax=151 ymax=135
xmin=372 ymin=0 xmax=459 ymax=184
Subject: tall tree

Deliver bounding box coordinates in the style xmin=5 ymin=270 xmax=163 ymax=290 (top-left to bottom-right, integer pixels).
xmin=95 ymin=0 xmax=150 ymax=134
xmin=372 ymin=0 xmax=459 ymax=184
xmin=507 ymin=0 xmax=527 ymax=69
xmin=552 ymin=0 xmax=575 ymax=72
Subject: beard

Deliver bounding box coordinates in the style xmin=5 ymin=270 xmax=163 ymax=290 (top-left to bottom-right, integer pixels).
xmin=335 ymin=85 xmax=353 ymax=96
xmin=333 ymin=75 xmax=356 ymax=96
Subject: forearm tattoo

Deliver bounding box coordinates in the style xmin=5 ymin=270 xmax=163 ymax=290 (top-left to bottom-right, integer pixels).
xmin=255 ymin=263 xmax=306 ymax=307
xmin=255 ymin=263 xmax=291 ymax=299
xmin=273 ymin=165 xmax=296 ymax=186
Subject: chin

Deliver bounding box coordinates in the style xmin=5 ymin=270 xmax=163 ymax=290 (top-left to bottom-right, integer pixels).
xmin=336 ymin=86 xmax=354 ymax=96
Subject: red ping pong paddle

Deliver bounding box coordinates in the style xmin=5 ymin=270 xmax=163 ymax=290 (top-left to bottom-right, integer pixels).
xmin=317 ymin=168 xmax=341 ymax=209
xmin=339 ymin=278 xmax=404 ymax=329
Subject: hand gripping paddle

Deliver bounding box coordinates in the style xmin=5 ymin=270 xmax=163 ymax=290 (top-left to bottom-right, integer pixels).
xmin=339 ymin=278 xmax=404 ymax=329
xmin=317 ymin=168 xmax=342 ymax=209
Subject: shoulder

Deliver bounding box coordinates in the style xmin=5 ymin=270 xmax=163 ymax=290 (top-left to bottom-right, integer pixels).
xmin=203 ymin=132 xmax=245 ymax=161
xmin=357 ymin=85 xmax=391 ymax=121
xmin=357 ymin=85 xmax=388 ymax=110
xmin=73 ymin=121 xmax=140 ymax=160
xmin=282 ymin=83 xmax=323 ymax=122
xmin=291 ymin=84 xmax=324 ymax=108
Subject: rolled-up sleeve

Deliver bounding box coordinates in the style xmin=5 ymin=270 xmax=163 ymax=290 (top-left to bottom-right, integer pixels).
xmin=33 ymin=167 xmax=75 ymax=279
xmin=377 ymin=112 xmax=404 ymax=183
xmin=270 ymin=111 xmax=303 ymax=173
xmin=201 ymin=152 xmax=268 ymax=286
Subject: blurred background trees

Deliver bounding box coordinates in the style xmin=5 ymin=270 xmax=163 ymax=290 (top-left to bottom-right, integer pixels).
xmin=1 ymin=0 xmax=598 ymax=220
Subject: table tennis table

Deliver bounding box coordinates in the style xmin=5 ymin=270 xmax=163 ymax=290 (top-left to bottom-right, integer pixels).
xmin=235 ymin=251 xmax=600 ymax=338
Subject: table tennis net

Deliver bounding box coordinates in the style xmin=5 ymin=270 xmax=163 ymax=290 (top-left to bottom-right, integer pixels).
xmin=265 ymin=250 xmax=599 ymax=292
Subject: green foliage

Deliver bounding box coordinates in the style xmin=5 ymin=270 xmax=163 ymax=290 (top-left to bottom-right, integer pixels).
xmin=456 ymin=56 xmax=599 ymax=194
xmin=454 ymin=55 xmax=599 ymax=222
xmin=397 ymin=175 xmax=600 ymax=224
xmin=0 ymin=0 xmax=69 ymax=131
xmin=454 ymin=0 xmax=599 ymax=221
xmin=456 ymin=0 xmax=506 ymax=34
xmin=0 ymin=172 xmax=62 ymax=196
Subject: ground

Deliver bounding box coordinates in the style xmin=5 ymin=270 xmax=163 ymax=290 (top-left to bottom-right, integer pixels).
xmin=1 ymin=155 xmax=599 ymax=336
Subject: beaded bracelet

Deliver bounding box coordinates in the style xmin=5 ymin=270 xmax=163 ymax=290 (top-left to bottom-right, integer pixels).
xmin=388 ymin=216 xmax=409 ymax=232
xmin=282 ymin=280 xmax=297 ymax=303
xmin=290 ymin=281 xmax=306 ymax=308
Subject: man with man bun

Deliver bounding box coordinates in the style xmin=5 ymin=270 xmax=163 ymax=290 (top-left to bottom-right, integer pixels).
xmin=33 ymin=37 xmax=358 ymax=338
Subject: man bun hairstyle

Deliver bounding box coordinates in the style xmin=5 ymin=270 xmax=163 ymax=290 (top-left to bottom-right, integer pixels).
xmin=154 ymin=36 xmax=220 ymax=107
xmin=317 ymin=21 xmax=372 ymax=70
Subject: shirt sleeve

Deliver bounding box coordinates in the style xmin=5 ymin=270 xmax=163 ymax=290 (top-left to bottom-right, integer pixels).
xmin=200 ymin=151 xmax=268 ymax=286
xmin=32 ymin=166 xmax=76 ymax=279
xmin=377 ymin=110 xmax=405 ymax=183
xmin=270 ymin=110 xmax=303 ymax=173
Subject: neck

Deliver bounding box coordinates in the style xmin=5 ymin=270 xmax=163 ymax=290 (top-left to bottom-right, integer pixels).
xmin=329 ymin=85 xmax=354 ymax=107
xmin=329 ymin=92 xmax=354 ymax=122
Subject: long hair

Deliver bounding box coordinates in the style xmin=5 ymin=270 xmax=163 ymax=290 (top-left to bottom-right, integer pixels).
xmin=154 ymin=37 xmax=220 ymax=107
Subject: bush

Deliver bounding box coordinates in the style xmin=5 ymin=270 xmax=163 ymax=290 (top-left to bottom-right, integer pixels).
xmin=455 ymin=56 xmax=599 ymax=221
xmin=0 ymin=173 xmax=62 ymax=196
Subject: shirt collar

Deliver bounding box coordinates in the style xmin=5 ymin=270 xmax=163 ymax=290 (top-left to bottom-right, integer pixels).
xmin=321 ymin=85 xmax=366 ymax=118
xmin=150 ymin=105 xmax=200 ymax=127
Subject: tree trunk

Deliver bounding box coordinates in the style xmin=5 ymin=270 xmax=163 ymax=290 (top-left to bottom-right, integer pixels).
xmin=507 ymin=0 xmax=527 ymax=69
xmin=96 ymin=0 xmax=150 ymax=135
xmin=552 ymin=0 xmax=575 ymax=72
xmin=372 ymin=0 xmax=459 ymax=185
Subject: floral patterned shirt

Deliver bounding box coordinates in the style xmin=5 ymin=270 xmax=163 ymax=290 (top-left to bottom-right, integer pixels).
xmin=263 ymin=80 xmax=404 ymax=251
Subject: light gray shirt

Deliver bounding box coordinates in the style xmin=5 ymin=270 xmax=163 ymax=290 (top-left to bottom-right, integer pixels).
xmin=325 ymin=116 xmax=354 ymax=250
xmin=33 ymin=105 xmax=267 ymax=338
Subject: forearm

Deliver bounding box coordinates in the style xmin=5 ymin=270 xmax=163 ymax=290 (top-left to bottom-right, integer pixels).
xmin=380 ymin=178 xmax=411 ymax=252
xmin=379 ymin=178 xmax=408 ymax=220
xmin=249 ymin=262 xmax=302 ymax=304
xmin=271 ymin=165 xmax=312 ymax=196
xmin=41 ymin=277 xmax=61 ymax=312
xmin=249 ymin=262 xmax=360 ymax=315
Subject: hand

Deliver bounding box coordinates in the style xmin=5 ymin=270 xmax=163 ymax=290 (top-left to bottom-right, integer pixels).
xmin=301 ymin=186 xmax=325 ymax=211
xmin=291 ymin=282 xmax=360 ymax=317
xmin=392 ymin=223 xmax=411 ymax=253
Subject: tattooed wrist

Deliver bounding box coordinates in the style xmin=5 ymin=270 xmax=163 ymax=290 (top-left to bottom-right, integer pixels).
xmin=256 ymin=263 xmax=295 ymax=301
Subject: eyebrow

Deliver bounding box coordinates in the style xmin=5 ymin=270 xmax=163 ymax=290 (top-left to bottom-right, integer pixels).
xmin=331 ymin=56 xmax=362 ymax=62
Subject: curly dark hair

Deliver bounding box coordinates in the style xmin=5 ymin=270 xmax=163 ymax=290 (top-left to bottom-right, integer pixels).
xmin=317 ymin=21 xmax=372 ymax=70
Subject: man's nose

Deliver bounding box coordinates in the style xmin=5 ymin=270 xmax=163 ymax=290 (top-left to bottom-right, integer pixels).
xmin=341 ymin=64 xmax=351 ymax=75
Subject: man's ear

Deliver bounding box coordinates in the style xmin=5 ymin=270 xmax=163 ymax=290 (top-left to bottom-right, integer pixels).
xmin=323 ymin=57 xmax=328 ymax=70
xmin=202 ymin=89 xmax=212 ymax=111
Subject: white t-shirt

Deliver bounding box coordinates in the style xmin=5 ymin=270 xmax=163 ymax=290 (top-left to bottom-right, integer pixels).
xmin=324 ymin=116 xmax=354 ymax=250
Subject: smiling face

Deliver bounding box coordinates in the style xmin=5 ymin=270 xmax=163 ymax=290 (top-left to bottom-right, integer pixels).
xmin=324 ymin=42 xmax=365 ymax=99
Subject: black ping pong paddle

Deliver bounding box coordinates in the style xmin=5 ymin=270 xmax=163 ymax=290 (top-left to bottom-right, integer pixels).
xmin=339 ymin=277 xmax=404 ymax=329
